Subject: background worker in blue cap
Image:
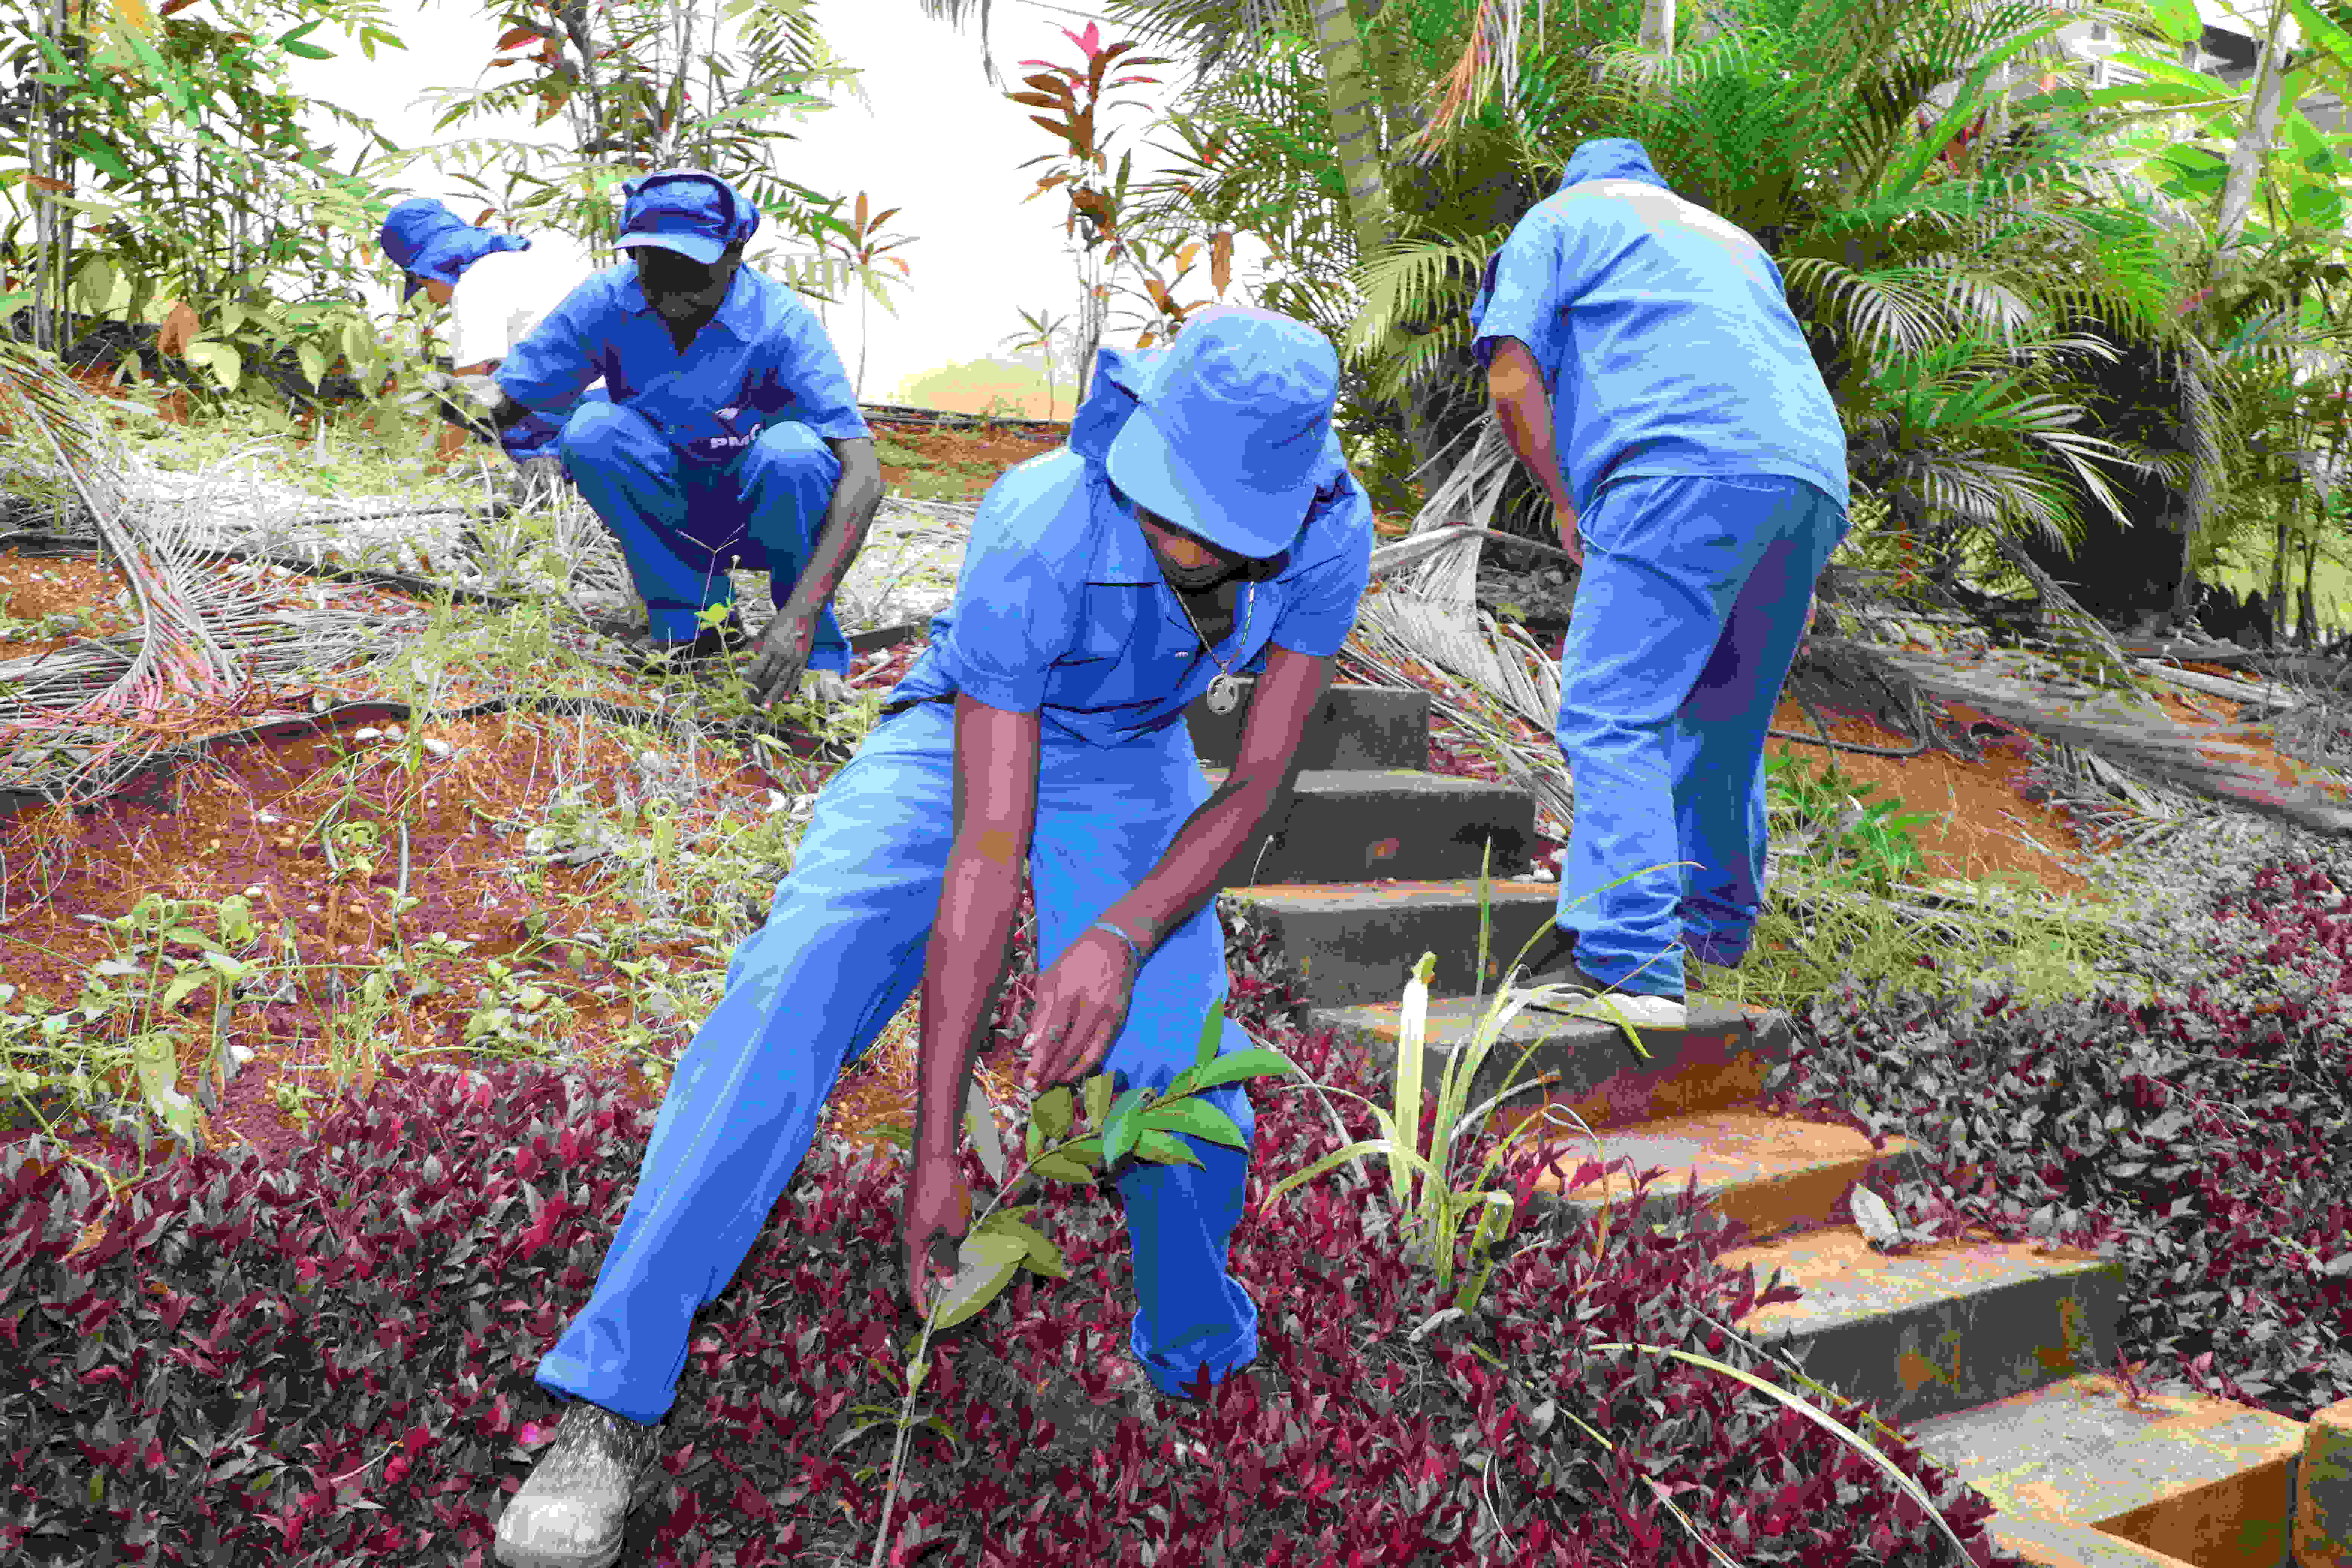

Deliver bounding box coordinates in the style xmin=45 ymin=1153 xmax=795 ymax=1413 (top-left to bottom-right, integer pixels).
xmin=1472 ymin=136 xmax=1851 ymax=1030
xmin=462 ymin=170 xmax=879 ymax=694
xmin=377 ymin=197 xmax=607 ymax=505
xmin=488 ymin=303 xmax=1372 ymax=1568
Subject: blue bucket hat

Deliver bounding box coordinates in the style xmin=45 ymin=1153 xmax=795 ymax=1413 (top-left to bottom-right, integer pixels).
xmin=1102 ymin=305 xmax=1341 ymax=559
xmin=616 ymin=169 xmax=760 ymax=266
xmin=378 ymin=198 xmax=530 ymax=302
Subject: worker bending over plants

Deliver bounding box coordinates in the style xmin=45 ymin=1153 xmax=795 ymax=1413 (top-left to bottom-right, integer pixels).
xmin=1476 ymin=136 xmax=1853 ymax=1028
xmin=486 ymin=304 xmax=1374 ymax=1568
xmin=378 ymin=196 xmax=606 ymax=508
xmin=462 ymin=169 xmax=878 ymax=699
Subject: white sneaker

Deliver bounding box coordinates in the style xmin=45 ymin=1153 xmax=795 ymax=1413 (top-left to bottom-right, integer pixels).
xmin=492 ymin=1401 xmax=659 ymax=1568
xmin=1558 ymin=990 xmax=1689 ymax=1030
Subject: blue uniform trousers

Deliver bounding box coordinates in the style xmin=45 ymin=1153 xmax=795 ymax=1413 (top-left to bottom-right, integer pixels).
xmin=557 ymin=400 xmax=852 ymax=669
xmin=1553 ymin=472 xmax=1848 ymax=997
xmin=500 ymin=384 xmax=611 ymax=463
xmin=536 ymin=700 xmax=1262 ymax=1422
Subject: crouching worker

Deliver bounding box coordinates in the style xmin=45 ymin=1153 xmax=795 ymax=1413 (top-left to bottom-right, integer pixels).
xmin=463 ymin=169 xmax=879 ymax=699
xmin=377 ymin=197 xmax=608 ymax=506
xmin=488 ymin=305 xmax=1374 ymax=1568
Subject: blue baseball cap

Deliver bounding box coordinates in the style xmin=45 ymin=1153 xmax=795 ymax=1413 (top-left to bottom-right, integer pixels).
xmin=616 ymin=170 xmax=760 ymax=266
xmin=1104 ymin=305 xmax=1341 ymax=559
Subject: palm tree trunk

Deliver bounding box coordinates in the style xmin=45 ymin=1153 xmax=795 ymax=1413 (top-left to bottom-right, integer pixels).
xmin=1640 ymin=0 xmax=1675 ymax=53
xmin=2214 ymin=0 xmax=2294 ymax=259
xmin=1306 ymin=0 xmax=1391 ymax=267
xmin=2268 ymin=497 xmax=2291 ymax=637
xmin=2177 ymin=0 xmax=2294 ymax=626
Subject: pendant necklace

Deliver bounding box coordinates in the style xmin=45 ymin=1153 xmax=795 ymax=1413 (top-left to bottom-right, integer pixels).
xmin=1175 ymin=579 xmax=1254 ymax=714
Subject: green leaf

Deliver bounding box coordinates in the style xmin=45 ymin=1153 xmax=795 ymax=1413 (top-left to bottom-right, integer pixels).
xmin=963 ymin=1081 xmax=1004 ymax=1188
xmin=281 ymin=40 xmax=334 ymax=60
xmin=975 ymin=1211 xmax=1069 ymax=1279
xmin=1193 ymin=995 xmax=1225 ymax=1069
xmin=1031 ymin=1084 xmax=1075 ymax=1144
xmin=160 ymin=971 xmax=211 ymax=1011
xmin=2288 ymin=0 xmax=2352 ymax=71
xmin=163 ymin=926 xmax=208 ymax=948
xmin=1182 ymin=1046 xmax=1297 ymax=1093
xmin=1101 ymin=1083 xmax=1148 ymax=1168
xmin=2141 ymin=0 xmax=2203 ymax=45
xmin=1130 ymin=1128 xmax=1203 ymax=1168
xmin=295 ymin=342 xmax=326 ymax=392
xmin=182 ymin=341 xmax=242 ymax=394
xmin=74 ymin=255 xmax=116 ymax=315
xmin=1139 ymin=1096 xmax=1246 ymax=1148
xmin=1082 ymin=1072 xmax=1114 ymax=1131
xmin=927 ymin=1232 xmax=1029 ymax=1331
xmin=1027 ymin=1150 xmax=1096 ymax=1182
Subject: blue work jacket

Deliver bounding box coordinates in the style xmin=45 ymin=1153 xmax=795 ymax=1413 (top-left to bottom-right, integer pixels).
xmin=496 ymin=262 xmax=870 ymax=465
xmin=882 ymin=348 xmax=1375 ymax=748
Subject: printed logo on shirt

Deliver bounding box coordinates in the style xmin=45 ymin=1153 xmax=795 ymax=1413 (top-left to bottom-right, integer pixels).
xmin=685 ymin=400 xmax=759 ymax=463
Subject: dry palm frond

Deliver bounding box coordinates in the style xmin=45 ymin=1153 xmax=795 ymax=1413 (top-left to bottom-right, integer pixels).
xmin=1343 ymin=416 xmax=1574 ymax=833
xmin=1845 ymin=638 xmax=2352 ymax=841
xmin=0 ymin=347 xmax=273 ymax=805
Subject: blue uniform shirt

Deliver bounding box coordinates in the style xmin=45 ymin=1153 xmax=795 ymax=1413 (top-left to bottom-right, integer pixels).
xmin=1471 ymin=139 xmax=1848 ymax=514
xmin=496 ymin=262 xmax=870 ymax=464
xmin=882 ymin=348 xmax=1374 ymax=748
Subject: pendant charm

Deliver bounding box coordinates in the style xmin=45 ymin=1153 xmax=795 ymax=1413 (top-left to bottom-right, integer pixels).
xmin=1206 ymin=674 xmax=1241 ymax=715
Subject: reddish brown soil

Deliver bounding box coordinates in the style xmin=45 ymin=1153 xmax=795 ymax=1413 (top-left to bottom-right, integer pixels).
xmin=868 ymin=416 xmax=1066 ymax=501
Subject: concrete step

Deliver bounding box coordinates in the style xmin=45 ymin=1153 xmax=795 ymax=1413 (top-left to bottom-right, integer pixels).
xmin=1187 ymin=678 xmax=1430 ymax=773
xmin=1315 ymin=989 xmax=1926 ymax=1240
xmin=1904 ymin=1372 xmax=2316 ymax=1568
xmin=1309 ymin=993 xmax=1787 ymax=1136
xmin=1220 ymin=879 xmax=1567 ymax=1009
xmin=1202 ymin=767 xmax=1535 ymax=884
xmin=1713 ymin=1226 xmax=2126 ymax=1429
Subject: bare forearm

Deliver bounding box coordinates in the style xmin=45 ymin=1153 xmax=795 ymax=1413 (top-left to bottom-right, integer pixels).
xmin=782 ymin=460 xmax=884 ymax=618
xmin=1099 ymin=775 xmax=1285 ymax=959
xmin=914 ymin=857 xmax=1025 ymax=1159
xmin=1492 ymin=390 xmax=1570 ymax=509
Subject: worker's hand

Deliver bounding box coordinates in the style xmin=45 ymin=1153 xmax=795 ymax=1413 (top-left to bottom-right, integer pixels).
xmin=1553 ymin=499 xmax=1583 ymax=569
xmin=900 ymin=1152 xmax=972 ymax=1322
xmin=1019 ymin=924 xmax=1141 ymax=1092
xmin=745 ymin=607 xmax=819 ymax=707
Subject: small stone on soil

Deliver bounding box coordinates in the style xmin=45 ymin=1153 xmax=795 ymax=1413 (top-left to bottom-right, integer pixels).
xmin=421 ymin=738 xmax=453 ymax=759
xmin=352 ymin=727 xmax=381 ymax=741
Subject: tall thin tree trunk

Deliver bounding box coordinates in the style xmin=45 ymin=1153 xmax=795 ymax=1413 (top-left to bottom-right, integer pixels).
xmin=2214 ymin=0 xmax=2293 ymax=260
xmin=1307 ymin=0 xmax=1390 ymax=267
xmin=857 ymin=285 xmax=869 ymax=402
xmin=2177 ymin=0 xmax=2294 ymax=626
xmin=1640 ymin=0 xmax=1675 ymax=53
xmin=2268 ymin=461 xmax=2292 ymax=635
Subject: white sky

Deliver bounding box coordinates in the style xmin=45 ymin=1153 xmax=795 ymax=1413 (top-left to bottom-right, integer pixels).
xmin=280 ymin=0 xmax=1206 ymax=402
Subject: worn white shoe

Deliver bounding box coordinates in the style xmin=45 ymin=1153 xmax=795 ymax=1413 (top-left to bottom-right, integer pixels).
xmin=492 ymin=1401 xmax=660 ymax=1568
xmin=1557 ymin=990 xmax=1689 ymax=1030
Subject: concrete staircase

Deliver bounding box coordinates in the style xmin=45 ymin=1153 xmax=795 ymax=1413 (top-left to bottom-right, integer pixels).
xmin=1189 ymin=676 xmax=2352 ymax=1568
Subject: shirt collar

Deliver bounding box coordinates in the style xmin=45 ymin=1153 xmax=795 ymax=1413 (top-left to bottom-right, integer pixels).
xmin=619 ymin=262 xmax=758 ymax=339
xmin=1084 ymin=469 xmax=1168 ymax=585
